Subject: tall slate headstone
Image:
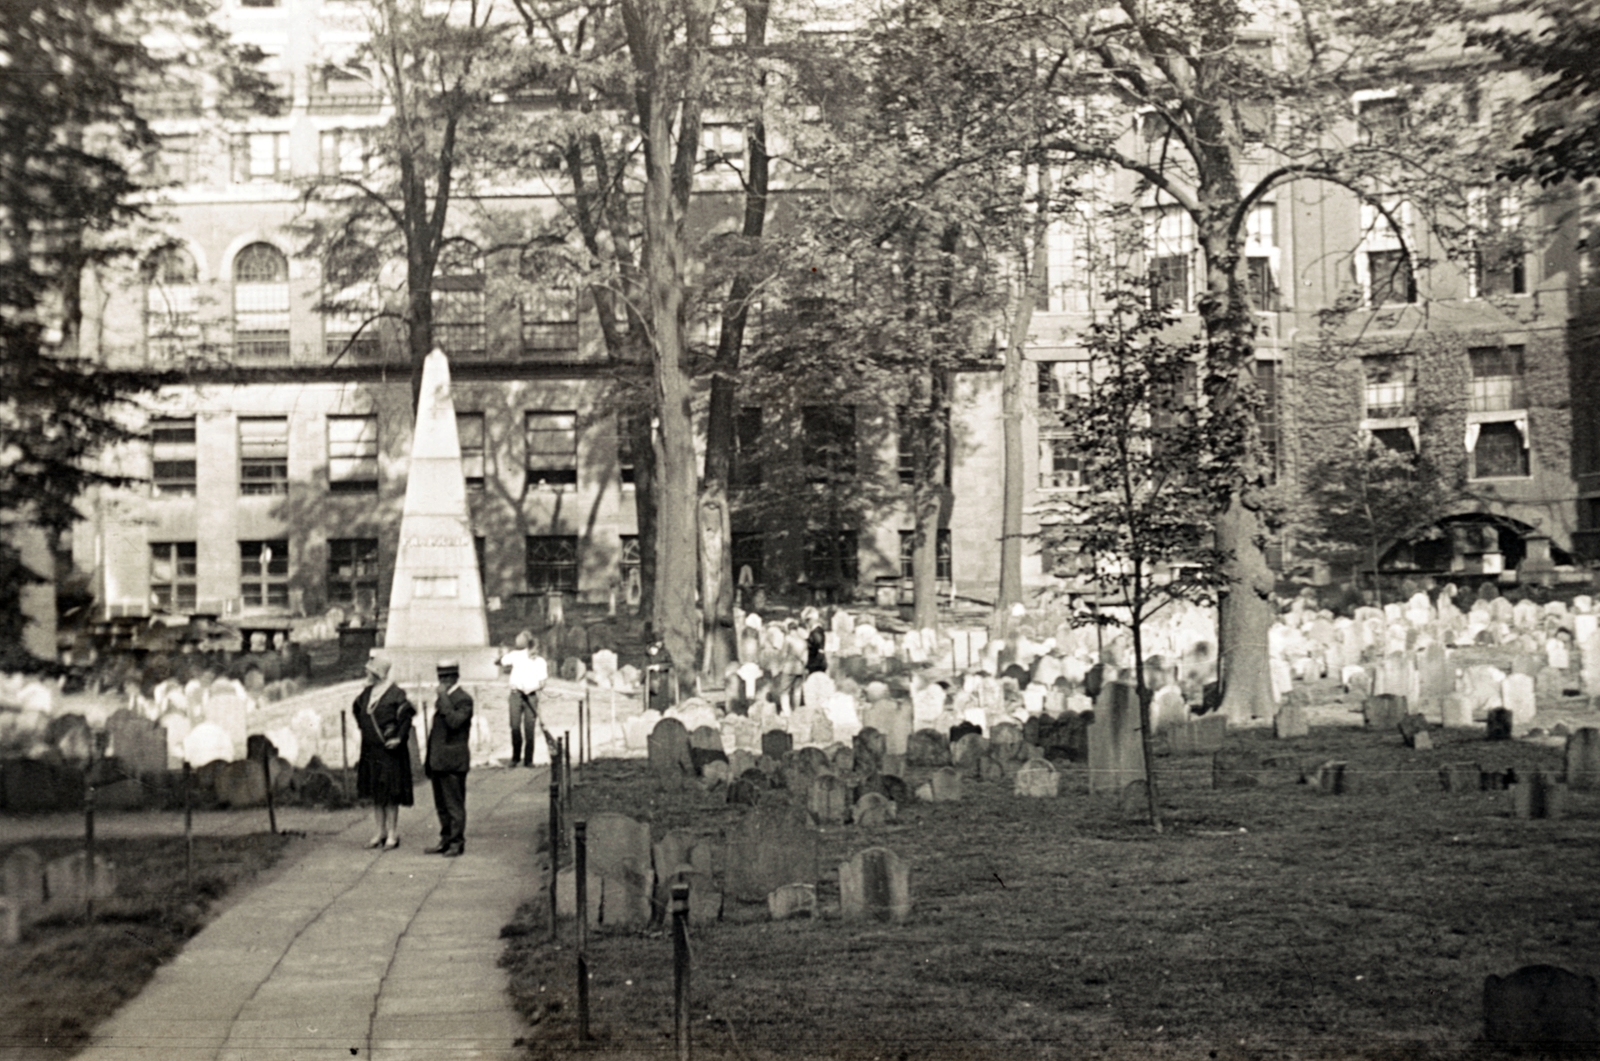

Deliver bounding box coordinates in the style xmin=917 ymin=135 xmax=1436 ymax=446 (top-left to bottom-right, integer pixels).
xmin=1087 ymin=681 xmax=1145 ymax=794
xmin=838 ymin=847 xmax=911 ymax=923
xmin=1566 ymin=727 xmax=1600 ymax=790
xmin=1484 ymin=965 xmax=1600 ymax=1047
xmin=726 ymin=806 xmax=819 ymax=903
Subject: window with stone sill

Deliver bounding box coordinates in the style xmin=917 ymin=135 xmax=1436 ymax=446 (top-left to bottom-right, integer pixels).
xmin=151 ymin=418 xmax=197 ymax=496
xmin=898 ymin=528 xmax=952 ymax=582
xmin=150 ymin=542 xmax=197 ymax=612
xmin=327 ymin=538 xmax=379 ymax=611
xmin=1039 ymin=435 xmax=1086 ymax=491
xmin=1362 ymin=355 xmax=1414 ymax=419
xmin=1469 ymin=345 xmax=1526 ymax=412
xmin=457 ymin=412 xmax=485 ymax=488
xmin=327 ymin=415 xmax=379 ymax=494
xmin=526 ymin=410 xmax=578 ymax=487
xmin=240 ymin=540 xmax=289 ymax=609
xmin=239 ymin=416 xmax=288 ymax=495
xmin=526 ymin=535 xmax=579 ymax=593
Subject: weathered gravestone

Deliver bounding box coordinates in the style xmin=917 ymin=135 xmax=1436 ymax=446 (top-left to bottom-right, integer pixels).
xmin=106 ymin=710 xmax=168 ymax=779
xmin=1510 ymin=772 xmax=1568 ymax=820
xmin=1487 ymin=707 xmax=1514 ymax=741
xmin=1166 ymin=715 xmax=1226 ymax=756
xmin=1439 ymin=762 xmax=1482 ymax=793
xmin=1440 ymin=694 xmax=1473 ymax=728
xmin=1013 ymin=758 xmax=1059 ymax=798
xmin=905 ymin=729 xmax=950 ymax=768
xmin=852 ymin=728 xmax=887 ymax=775
xmin=43 ymin=851 xmax=116 ymax=904
xmin=1363 ymin=694 xmax=1408 ymax=731
xmin=767 ymin=883 xmax=817 ymax=921
xmin=1502 ymin=673 xmax=1537 ymax=725
xmin=1087 ymin=682 xmax=1144 ymax=794
xmin=807 ymin=774 xmax=850 ymax=824
xmin=1565 ymin=727 xmax=1600 ymax=790
xmin=648 ymin=718 xmax=695 ymax=788
xmin=688 ymin=725 xmax=728 ymax=775
xmin=726 ymin=806 xmax=819 ymax=902
xmin=1484 ymin=965 xmax=1600 ymax=1046
xmin=726 ymin=776 xmax=761 ymax=807
xmin=586 ymin=812 xmax=654 ymax=927
xmin=951 ymin=733 xmax=989 ymax=778
xmin=652 ymin=829 xmax=719 ymax=925
xmin=760 ymin=729 xmax=793 ymax=760
xmin=215 ymin=759 xmax=269 ymax=808
xmin=1274 ymin=702 xmax=1308 ymax=739
xmin=204 ymin=694 xmax=249 ymax=760
xmin=926 ymin=766 xmax=963 ymax=802
xmin=727 ymin=749 xmax=758 ymax=779
xmin=1398 ymin=714 xmax=1432 ymax=749
xmin=838 ymin=847 xmax=911 ymax=923
xmin=853 ymin=792 xmax=895 ymax=826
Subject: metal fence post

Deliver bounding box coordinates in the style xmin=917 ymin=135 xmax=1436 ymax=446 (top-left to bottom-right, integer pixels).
xmin=673 ymin=880 xmax=690 ymax=1061
xmin=575 ymin=819 xmax=590 ymax=1042
xmin=183 ymin=761 xmax=194 ymax=890
xmin=547 ymin=778 xmax=561 ymax=943
xmin=84 ymin=784 xmax=97 ymax=924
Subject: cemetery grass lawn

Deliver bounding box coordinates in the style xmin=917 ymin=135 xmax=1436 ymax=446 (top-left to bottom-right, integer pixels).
xmin=502 ymin=724 xmax=1600 ymax=1061
xmin=0 ymin=832 xmax=294 ymax=1061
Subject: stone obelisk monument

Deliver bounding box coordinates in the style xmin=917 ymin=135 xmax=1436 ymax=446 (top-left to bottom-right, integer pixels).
xmin=383 ymin=349 xmax=496 ymax=684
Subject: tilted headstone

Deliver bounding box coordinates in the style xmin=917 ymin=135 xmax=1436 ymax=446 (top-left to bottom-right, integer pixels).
xmin=726 ymin=805 xmax=819 ymax=903
xmin=648 ymin=718 xmax=696 ymax=787
xmin=1397 ymin=713 xmax=1431 ymax=749
xmin=838 ymin=847 xmax=911 ymax=923
xmin=1087 ymin=682 xmax=1145 ymax=794
xmin=1484 ymin=965 xmax=1600 ymax=1046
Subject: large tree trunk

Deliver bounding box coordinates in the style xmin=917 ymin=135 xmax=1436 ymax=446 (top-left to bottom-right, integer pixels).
xmin=700 ymin=0 xmax=770 ymax=684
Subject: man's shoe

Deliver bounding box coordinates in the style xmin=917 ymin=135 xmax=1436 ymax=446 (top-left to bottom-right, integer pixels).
xmin=442 ymin=845 xmax=464 ymax=858
xmin=422 ymin=843 xmax=449 ymax=854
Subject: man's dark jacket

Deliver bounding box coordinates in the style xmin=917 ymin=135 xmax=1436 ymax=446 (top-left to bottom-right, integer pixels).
xmin=425 ymin=685 xmax=474 ymax=775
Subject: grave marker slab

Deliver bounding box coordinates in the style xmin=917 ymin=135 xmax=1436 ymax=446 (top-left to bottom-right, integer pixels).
xmin=1013 ymin=758 xmax=1059 ymax=797
xmin=767 ymin=883 xmax=817 ymax=921
xmin=1087 ymin=682 xmax=1144 ymax=794
xmin=726 ymin=806 xmax=819 ymax=902
xmin=1565 ymin=728 xmax=1600 ymax=790
xmin=838 ymin=847 xmax=911 ymax=923
xmin=586 ymin=812 xmax=654 ymax=928
xmin=1484 ymin=965 xmax=1600 ymax=1046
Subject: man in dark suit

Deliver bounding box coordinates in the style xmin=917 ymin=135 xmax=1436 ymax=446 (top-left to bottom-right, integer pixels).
xmin=423 ymin=659 xmax=473 ymax=856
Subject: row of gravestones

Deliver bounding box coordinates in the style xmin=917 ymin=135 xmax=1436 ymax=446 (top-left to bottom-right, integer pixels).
xmin=553 ymin=808 xmax=912 ymax=926
xmin=0 ymin=744 xmax=299 ymax=814
xmin=0 ymin=847 xmax=118 ymax=942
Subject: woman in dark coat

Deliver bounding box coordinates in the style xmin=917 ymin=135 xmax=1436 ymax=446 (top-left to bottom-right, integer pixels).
xmin=353 ymin=656 xmax=415 ymax=849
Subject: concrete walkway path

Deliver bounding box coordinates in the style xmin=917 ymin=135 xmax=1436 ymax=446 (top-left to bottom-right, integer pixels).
xmin=68 ymin=766 xmax=547 ymax=1061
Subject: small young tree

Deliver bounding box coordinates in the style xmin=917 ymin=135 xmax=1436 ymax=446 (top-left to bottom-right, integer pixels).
xmin=1035 ymin=288 xmax=1237 ymax=833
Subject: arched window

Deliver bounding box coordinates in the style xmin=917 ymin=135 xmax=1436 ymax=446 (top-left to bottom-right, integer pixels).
xmin=323 ymin=239 xmax=383 ymax=362
xmin=234 ymin=242 xmax=290 ymax=361
xmin=433 ymin=238 xmax=484 ymax=358
xmin=518 ymin=246 xmax=577 ymax=357
xmin=144 ymin=246 xmax=199 ymax=361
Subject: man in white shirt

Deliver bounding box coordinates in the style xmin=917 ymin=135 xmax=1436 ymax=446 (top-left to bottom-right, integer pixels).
xmin=498 ymin=630 xmax=547 ymax=767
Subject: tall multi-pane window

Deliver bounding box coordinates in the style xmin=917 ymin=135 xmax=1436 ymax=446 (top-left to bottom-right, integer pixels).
xmin=525 ymin=411 xmax=579 ymax=486
xmin=144 ymin=247 xmax=199 ymax=361
xmin=1356 ymin=94 xmax=1407 ymax=144
xmin=239 ymin=417 xmax=289 ymax=495
xmin=233 ymin=243 xmax=291 ymax=361
xmin=898 ymin=528 xmax=952 ymax=581
xmin=520 ymin=284 xmax=579 ymax=357
xmin=457 ymin=412 xmax=485 ymax=487
xmin=1358 ymin=198 xmax=1416 ymax=307
xmin=327 ymin=415 xmax=379 ymax=493
xmin=1255 ymin=360 xmax=1281 ymax=484
xmin=1468 ymin=346 xmax=1526 ymax=412
xmin=433 ymin=239 xmax=485 ymax=358
xmin=1145 ymin=206 xmax=1195 ymax=312
xmin=526 ymin=536 xmax=579 ymax=593
xmin=150 ymin=542 xmax=197 ymax=612
xmin=1362 ymin=355 xmax=1414 ymax=419
xmin=1244 ymin=203 xmax=1278 ymax=311
xmin=318 ymin=128 xmax=369 ymax=177
xmin=616 ymin=411 xmax=644 ymax=486
xmin=1468 ymin=190 xmax=1527 ymax=297
xmin=231 ymin=132 xmax=290 ymax=182
xmin=327 ymin=538 xmax=379 ymax=611
xmin=1470 ymin=421 xmax=1530 ymax=479
xmin=151 ymin=418 xmax=197 ymax=496
xmin=240 ymin=540 xmax=289 ymax=608
xmin=1038 ymin=361 xmax=1092 ymax=491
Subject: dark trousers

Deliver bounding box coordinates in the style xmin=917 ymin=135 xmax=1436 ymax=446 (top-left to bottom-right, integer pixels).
xmin=509 ymin=690 xmax=538 ymax=766
xmin=430 ymin=771 xmax=467 ymax=850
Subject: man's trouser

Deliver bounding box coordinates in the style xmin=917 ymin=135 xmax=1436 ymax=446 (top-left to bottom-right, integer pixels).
xmin=430 ymin=771 xmax=467 ymax=850
xmin=509 ymin=689 xmax=538 ymax=766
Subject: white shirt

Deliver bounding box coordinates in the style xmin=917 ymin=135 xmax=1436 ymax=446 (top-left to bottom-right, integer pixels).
xmin=501 ymin=649 xmax=548 ymax=694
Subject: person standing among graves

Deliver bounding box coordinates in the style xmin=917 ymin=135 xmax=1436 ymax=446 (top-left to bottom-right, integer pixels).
xmin=424 ymin=660 xmax=474 ymax=857
xmin=352 ymin=657 xmax=415 ymax=850
xmin=498 ymin=630 xmax=547 ymax=767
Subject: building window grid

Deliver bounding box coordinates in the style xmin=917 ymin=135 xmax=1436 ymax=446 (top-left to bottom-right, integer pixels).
xmin=898 ymin=529 xmax=952 ymax=582
xmin=1471 ymin=420 xmax=1531 ymax=480
xmin=1469 ymin=345 xmax=1526 ymax=412
xmin=1362 ymin=357 xmax=1414 ymax=420
xmin=526 ymin=410 xmax=579 ymax=487
xmin=434 ymin=239 xmax=485 ymax=359
xmin=457 ymin=412 xmax=486 ymax=487
xmin=231 ymin=132 xmax=290 ymax=183
xmin=1039 ymin=361 xmax=1091 ymax=491
xmin=526 ymin=535 xmax=579 ymax=593
xmin=240 ymin=540 xmax=290 ymax=609
xmin=233 ymin=243 xmax=291 ymax=362
xmin=150 ymin=542 xmax=197 ymax=612
xmin=520 ymin=288 xmax=579 ymax=356
xmin=327 ymin=415 xmax=379 ymax=493
xmin=327 ymin=538 xmax=379 ymax=611
xmin=239 ymin=417 xmax=289 ymax=495
xmin=151 ymin=418 xmax=197 ymax=496
xmin=1359 ymin=199 xmax=1416 ymax=307
xmin=1145 ymin=206 xmax=1195 ymax=312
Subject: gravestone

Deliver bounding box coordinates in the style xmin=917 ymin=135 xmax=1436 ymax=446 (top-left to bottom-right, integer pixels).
xmin=106 ymin=710 xmax=167 ymax=779
xmin=951 ymin=732 xmax=989 ymax=777
xmin=1484 ymin=965 xmax=1600 ymax=1046
xmin=767 ymin=883 xmax=817 ymax=921
xmin=1312 ymin=760 xmax=1347 ymax=794
xmin=648 ymin=718 xmax=696 ymax=788
xmin=853 ymin=792 xmax=894 ymax=826
xmin=1274 ymin=702 xmax=1308 ymax=740
xmin=726 ymin=806 xmax=819 ymax=902
xmin=808 ymin=774 xmax=850 ymax=824
xmin=928 ymin=766 xmax=963 ymax=801
xmin=204 ymin=694 xmax=249 ymax=761
xmin=1363 ymin=694 xmax=1408 ymax=732
xmin=1439 ymin=762 xmax=1481 ymax=793
xmin=760 ymin=729 xmax=793 ymax=760
xmin=43 ymin=851 xmax=116 ymax=904
xmin=1564 ymin=728 xmax=1600 ymax=790
xmin=727 ymin=749 xmax=758 ymax=779
xmin=1487 ymin=707 xmax=1514 ymax=741
xmin=906 ymin=729 xmax=950 ymax=767
xmin=1087 ymin=682 xmax=1144 ymax=794
xmin=1510 ymin=772 xmax=1569 ymax=820
xmin=652 ymin=830 xmax=717 ymax=922
xmin=838 ymin=847 xmax=911 ymax=923
xmin=1441 ymin=694 xmax=1473 ymax=728
xmin=2 ymin=847 xmax=45 ymax=909
xmin=215 ymin=759 xmax=268 ymax=807
xmin=586 ymin=812 xmax=654 ymax=927
xmin=852 ymin=728 xmax=887 ymax=775
xmin=1502 ymin=673 xmax=1536 ymax=725
xmin=726 ymin=777 xmax=761 ymax=806
xmin=1418 ymin=644 xmax=1451 ymax=702
xmin=1166 ymin=715 xmax=1226 ymax=756
xmin=1343 ymin=665 xmax=1372 ymax=700
xmin=1398 ymin=714 xmax=1431 ymax=749
xmin=1014 ymin=758 xmax=1059 ymax=798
